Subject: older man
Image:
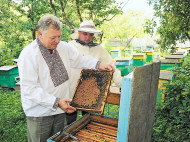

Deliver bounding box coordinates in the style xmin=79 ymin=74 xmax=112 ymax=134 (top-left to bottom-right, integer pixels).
xmin=66 ymin=20 xmax=122 ymax=125
xmin=18 ymin=14 xmax=114 ymax=142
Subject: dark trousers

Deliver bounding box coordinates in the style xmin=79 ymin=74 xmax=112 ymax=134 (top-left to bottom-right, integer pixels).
xmin=66 ymin=111 xmax=87 ymax=125
xmin=27 ymin=113 xmax=66 ymax=142
xmin=66 ymin=111 xmax=77 ymax=125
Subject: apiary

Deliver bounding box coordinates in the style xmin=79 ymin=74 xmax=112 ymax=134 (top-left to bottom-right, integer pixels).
xmin=48 ymin=62 xmax=160 ymax=142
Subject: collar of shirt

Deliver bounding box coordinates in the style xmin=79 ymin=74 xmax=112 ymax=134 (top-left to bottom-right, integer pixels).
xmin=75 ymin=39 xmax=99 ymax=47
xmin=36 ymin=38 xmax=54 ymax=54
xmin=36 ymin=37 xmax=69 ymax=87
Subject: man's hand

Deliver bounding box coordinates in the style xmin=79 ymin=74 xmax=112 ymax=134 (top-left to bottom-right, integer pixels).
xmin=98 ymin=62 xmax=115 ymax=72
xmin=58 ymin=98 xmax=76 ymax=113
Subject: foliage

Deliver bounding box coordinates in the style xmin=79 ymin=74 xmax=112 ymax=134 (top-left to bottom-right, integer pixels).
xmin=104 ymin=104 xmax=119 ymax=119
xmin=0 ymin=88 xmax=27 ymax=142
xmin=0 ymin=0 xmax=123 ymax=66
xmin=152 ymin=55 xmax=190 ymax=142
xmin=1 ymin=0 xmax=123 ymax=40
xmin=101 ymin=9 xmax=149 ymax=50
xmin=145 ymin=0 xmax=190 ymax=50
xmin=0 ymin=0 xmax=30 ymax=66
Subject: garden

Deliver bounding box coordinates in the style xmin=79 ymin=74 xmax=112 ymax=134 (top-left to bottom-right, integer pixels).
xmin=1 ymin=56 xmax=190 ymax=141
xmin=0 ymin=0 xmax=190 ymax=141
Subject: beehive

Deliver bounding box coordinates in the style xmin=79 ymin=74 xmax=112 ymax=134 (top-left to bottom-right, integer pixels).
xmin=132 ymin=53 xmax=146 ymax=67
xmin=115 ymin=57 xmax=133 ymax=76
xmin=0 ymin=65 xmax=19 ymax=88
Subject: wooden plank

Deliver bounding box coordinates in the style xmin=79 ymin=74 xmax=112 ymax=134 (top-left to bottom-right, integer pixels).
xmin=146 ymin=62 xmax=160 ymax=141
xmin=128 ymin=65 xmax=152 ymax=142
xmin=127 ymin=63 xmax=160 ymax=142
xmin=90 ymin=114 xmax=118 ymax=127
xmin=117 ymin=73 xmax=133 ymax=142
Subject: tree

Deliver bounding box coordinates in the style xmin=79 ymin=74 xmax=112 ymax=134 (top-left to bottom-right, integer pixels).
xmin=13 ymin=0 xmax=123 ymax=41
xmin=0 ymin=0 xmax=123 ymax=65
xmin=101 ymin=10 xmax=148 ymax=49
xmin=0 ymin=0 xmax=29 ymax=65
xmin=145 ymin=0 xmax=190 ymax=50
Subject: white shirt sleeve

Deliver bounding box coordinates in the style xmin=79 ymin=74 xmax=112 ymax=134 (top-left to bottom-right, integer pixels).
xmin=18 ymin=47 xmax=56 ymax=111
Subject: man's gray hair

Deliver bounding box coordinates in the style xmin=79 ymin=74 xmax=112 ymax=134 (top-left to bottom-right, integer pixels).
xmin=37 ymin=14 xmax=62 ymax=33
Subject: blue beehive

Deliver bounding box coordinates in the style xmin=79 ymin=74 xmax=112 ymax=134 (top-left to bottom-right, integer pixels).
xmin=115 ymin=57 xmax=133 ymax=76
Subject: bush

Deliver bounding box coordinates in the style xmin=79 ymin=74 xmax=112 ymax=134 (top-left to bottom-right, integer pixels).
xmin=0 ymin=88 xmax=27 ymax=142
xmin=152 ymin=55 xmax=190 ymax=142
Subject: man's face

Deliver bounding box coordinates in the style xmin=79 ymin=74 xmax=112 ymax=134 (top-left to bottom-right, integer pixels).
xmin=78 ymin=31 xmax=94 ymax=44
xmin=38 ymin=25 xmax=61 ymax=50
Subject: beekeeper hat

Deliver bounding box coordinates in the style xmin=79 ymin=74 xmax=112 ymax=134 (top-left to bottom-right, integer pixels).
xmin=70 ymin=20 xmax=103 ymax=39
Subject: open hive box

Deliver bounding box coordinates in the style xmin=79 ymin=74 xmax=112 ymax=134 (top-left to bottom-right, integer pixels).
xmin=51 ymin=113 xmax=118 ymax=142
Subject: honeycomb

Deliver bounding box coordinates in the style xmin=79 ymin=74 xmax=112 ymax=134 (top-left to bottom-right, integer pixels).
xmin=70 ymin=69 xmax=113 ymax=113
xmin=73 ymin=77 xmax=100 ymax=106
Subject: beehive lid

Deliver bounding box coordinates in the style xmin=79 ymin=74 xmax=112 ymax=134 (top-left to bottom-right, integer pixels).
xmin=159 ymin=71 xmax=173 ymax=80
xmin=145 ymin=50 xmax=154 ymax=52
xmin=0 ymin=65 xmax=17 ymax=71
xmin=70 ymin=69 xmax=113 ymax=114
xmin=132 ymin=53 xmax=146 ymax=56
xmin=164 ymin=55 xmax=183 ymax=59
xmin=115 ymin=57 xmax=132 ymax=61
xmin=161 ymin=59 xmax=179 ymax=63
xmin=171 ymin=51 xmax=185 ymax=55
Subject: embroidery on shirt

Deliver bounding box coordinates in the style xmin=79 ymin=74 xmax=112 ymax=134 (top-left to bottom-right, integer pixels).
xmin=37 ymin=38 xmax=69 ymax=87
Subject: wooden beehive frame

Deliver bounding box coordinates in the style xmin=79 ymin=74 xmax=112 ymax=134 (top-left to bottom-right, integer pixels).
xmin=70 ymin=69 xmax=113 ymax=114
